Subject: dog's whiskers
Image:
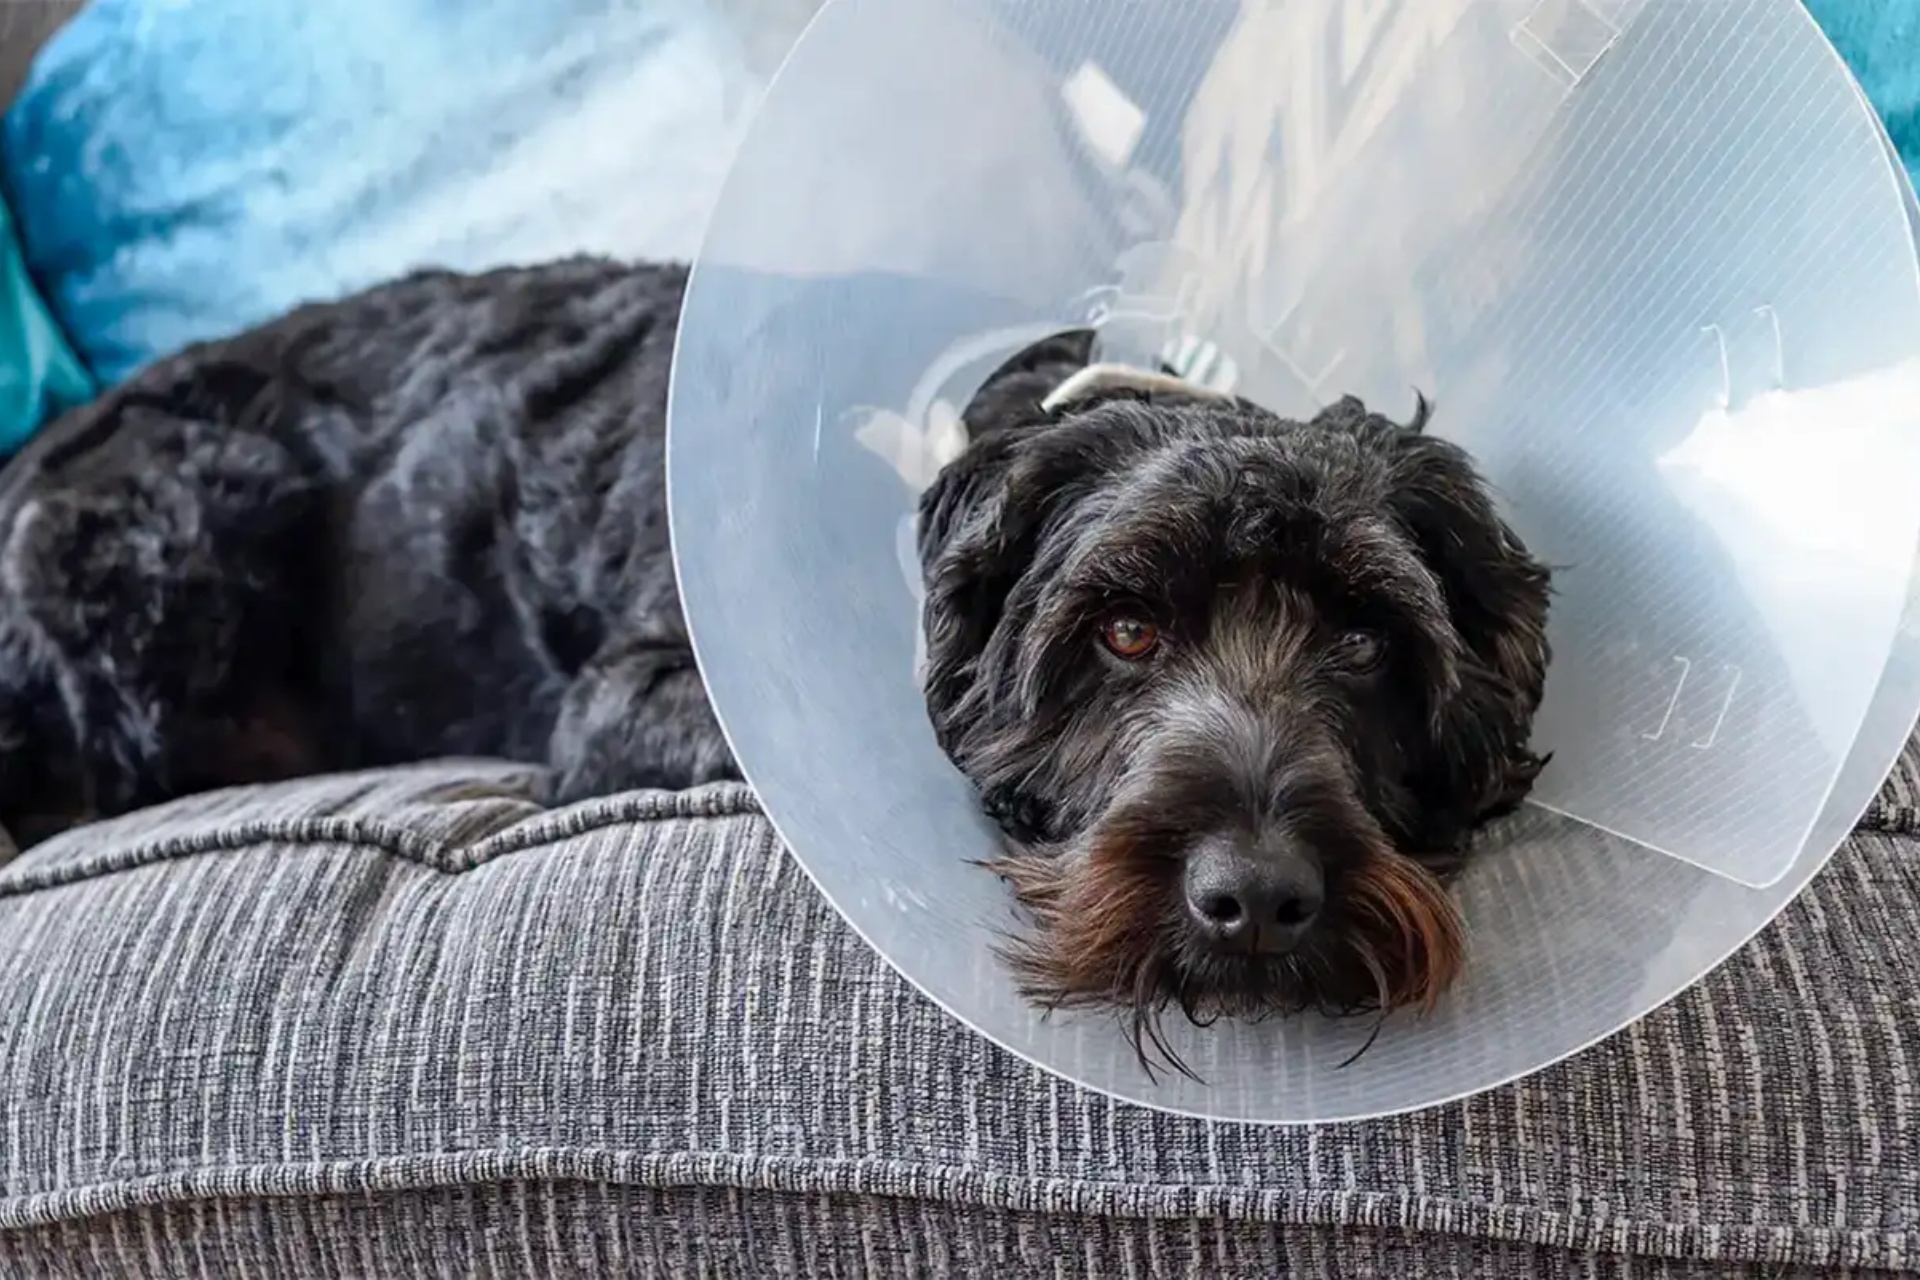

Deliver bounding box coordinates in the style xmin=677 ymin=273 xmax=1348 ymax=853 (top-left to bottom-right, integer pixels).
xmin=1333 ymin=941 xmax=1393 ymax=1069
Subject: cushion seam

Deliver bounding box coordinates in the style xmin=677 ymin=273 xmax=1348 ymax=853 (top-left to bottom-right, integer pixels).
xmin=5 ymin=792 xmax=1912 ymax=899
xmin=0 ymin=785 xmax=765 ymax=898
xmin=0 ymin=1150 xmax=1906 ymax=1270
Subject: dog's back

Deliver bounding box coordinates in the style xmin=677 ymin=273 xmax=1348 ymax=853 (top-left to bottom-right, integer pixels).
xmin=0 ymin=256 xmax=729 ymax=844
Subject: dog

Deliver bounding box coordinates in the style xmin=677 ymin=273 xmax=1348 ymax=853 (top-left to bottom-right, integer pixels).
xmin=0 ymin=257 xmax=1550 ymax=1055
xmin=915 ymin=330 xmax=1552 ymax=1056
xmin=0 ymin=257 xmax=734 ymax=847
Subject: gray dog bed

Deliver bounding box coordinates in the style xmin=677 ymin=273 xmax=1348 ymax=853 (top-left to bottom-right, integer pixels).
xmin=2 ymin=753 xmax=1919 ymax=1276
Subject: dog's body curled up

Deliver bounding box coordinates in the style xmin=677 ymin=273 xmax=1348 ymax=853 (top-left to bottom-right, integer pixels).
xmin=0 ymin=258 xmax=733 ymax=846
xmin=0 ymin=257 xmax=1551 ymax=1048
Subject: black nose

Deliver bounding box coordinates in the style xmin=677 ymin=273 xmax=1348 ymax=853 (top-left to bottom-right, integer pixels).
xmin=1183 ymin=841 xmax=1324 ymax=955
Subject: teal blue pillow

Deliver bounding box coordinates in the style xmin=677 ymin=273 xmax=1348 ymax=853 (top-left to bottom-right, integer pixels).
xmin=0 ymin=194 xmax=92 ymax=454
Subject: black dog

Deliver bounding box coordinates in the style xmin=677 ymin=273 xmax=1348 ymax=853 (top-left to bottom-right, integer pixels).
xmin=916 ymin=332 xmax=1552 ymax=1049
xmin=0 ymin=257 xmax=1550 ymax=1049
xmin=0 ymin=257 xmax=733 ymax=847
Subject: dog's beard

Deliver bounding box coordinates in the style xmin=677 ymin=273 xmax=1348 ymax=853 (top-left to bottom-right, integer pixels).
xmin=983 ymin=787 xmax=1466 ymax=1079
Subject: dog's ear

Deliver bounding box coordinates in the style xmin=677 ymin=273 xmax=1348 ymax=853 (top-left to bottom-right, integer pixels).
xmin=1379 ymin=411 xmax=1553 ymax=841
xmin=916 ymin=458 xmax=1016 ymax=765
xmin=915 ymin=441 xmax=1070 ymax=754
xmin=915 ymin=331 xmax=1107 ymax=754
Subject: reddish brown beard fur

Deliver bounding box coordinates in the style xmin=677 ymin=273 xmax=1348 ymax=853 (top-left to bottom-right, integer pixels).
xmin=1336 ymin=851 xmax=1466 ymax=1015
xmin=984 ymin=837 xmax=1175 ymax=1012
xmin=984 ymin=833 xmax=1192 ymax=1076
xmin=983 ymin=836 xmax=1467 ymax=1078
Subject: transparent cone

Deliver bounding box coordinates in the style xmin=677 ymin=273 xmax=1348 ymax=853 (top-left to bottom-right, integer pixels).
xmin=668 ymin=0 xmax=1920 ymax=1121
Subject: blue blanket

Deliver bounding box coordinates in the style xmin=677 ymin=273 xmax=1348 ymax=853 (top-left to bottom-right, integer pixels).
xmin=2 ymin=0 xmax=806 ymax=388
xmin=1 ymin=0 xmax=1917 ymax=445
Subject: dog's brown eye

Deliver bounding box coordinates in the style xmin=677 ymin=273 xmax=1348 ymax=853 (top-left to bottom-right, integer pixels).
xmin=1333 ymin=630 xmax=1385 ymax=673
xmin=1100 ymin=616 xmax=1161 ymax=660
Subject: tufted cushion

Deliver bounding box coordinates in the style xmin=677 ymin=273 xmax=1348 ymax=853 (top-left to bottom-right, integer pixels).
xmin=0 ymin=754 xmax=1917 ymax=1278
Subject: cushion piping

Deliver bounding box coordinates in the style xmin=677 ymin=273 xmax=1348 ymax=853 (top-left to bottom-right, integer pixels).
xmin=7 ymin=766 xmax=1914 ymax=901
xmin=0 ymin=782 xmax=765 ymax=897
xmin=0 ymin=1148 xmax=1908 ymax=1272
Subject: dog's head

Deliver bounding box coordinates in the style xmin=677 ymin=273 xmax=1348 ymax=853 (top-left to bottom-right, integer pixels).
xmin=915 ymin=333 xmax=1551 ymax=1060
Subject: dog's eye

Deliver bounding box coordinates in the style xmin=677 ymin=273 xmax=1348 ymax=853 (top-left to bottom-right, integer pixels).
xmin=1099 ymin=615 xmax=1161 ymax=661
xmin=1331 ymin=629 xmax=1386 ymax=674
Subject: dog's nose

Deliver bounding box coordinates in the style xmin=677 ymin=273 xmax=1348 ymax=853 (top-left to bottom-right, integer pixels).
xmin=1183 ymin=842 xmax=1324 ymax=955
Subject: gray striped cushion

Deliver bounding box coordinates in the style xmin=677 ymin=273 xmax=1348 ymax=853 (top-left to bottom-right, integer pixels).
xmin=0 ymin=754 xmax=1916 ymax=1278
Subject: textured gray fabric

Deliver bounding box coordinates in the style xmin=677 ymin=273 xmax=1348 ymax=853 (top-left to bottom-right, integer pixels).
xmin=1 ymin=758 xmax=1917 ymax=1276
xmin=0 ymin=1185 xmax=1907 ymax=1279
xmin=1863 ymin=732 xmax=1920 ymax=838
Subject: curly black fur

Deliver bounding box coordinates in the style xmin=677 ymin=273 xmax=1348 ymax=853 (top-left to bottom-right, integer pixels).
xmin=917 ymin=332 xmax=1553 ymax=1056
xmin=0 ymin=257 xmax=732 ymax=846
